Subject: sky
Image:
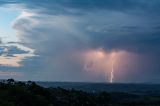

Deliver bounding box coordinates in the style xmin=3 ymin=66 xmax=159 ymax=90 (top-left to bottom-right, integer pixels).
xmin=0 ymin=0 xmax=160 ymax=83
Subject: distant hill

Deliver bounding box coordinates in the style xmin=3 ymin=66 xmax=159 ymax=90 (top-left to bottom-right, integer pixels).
xmin=37 ymin=82 xmax=160 ymax=95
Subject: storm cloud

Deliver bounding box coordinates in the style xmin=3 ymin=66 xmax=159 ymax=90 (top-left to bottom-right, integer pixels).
xmin=9 ymin=0 xmax=160 ymax=53
xmin=0 ymin=0 xmax=160 ymax=82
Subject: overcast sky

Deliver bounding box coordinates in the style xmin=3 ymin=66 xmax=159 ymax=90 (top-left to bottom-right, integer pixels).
xmin=0 ymin=0 xmax=160 ymax=83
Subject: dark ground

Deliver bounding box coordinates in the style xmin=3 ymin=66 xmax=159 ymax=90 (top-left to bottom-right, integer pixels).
xmin=0 ymin=79 xmax=160 ymax=106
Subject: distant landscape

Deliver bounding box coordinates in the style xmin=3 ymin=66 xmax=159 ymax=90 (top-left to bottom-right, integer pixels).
xmin=38 ymin=82 xmax=160 ymax=105
xmin=1 ymin=79 xmax=160 ymax=106
xmin=37 ymin=81 xmax=160 ymax=93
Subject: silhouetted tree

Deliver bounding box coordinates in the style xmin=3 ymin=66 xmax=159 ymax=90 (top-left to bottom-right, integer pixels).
xmin=7 ymin=78 xmax=15 ymax=85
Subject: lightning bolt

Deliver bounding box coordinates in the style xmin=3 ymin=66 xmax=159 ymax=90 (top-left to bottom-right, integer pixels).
xmin=110 ymin=53 xmax=115 ymax=83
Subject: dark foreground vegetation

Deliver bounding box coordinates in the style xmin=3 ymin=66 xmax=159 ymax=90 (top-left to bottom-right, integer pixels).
xmin=0 ymin=79 xmax=160 ymax=106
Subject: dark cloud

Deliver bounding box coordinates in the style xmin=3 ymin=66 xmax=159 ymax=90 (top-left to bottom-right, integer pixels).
xmin=3 ymin=0 xmax=160 ymax=15
xmin=22 ymin=0 xmax=160 ymax=54
xmin=0 ymin=46 xmax=28 ymax=57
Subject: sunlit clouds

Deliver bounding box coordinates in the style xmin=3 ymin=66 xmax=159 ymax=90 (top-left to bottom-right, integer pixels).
xmin=0 ymin=53 xmax=34 ymax=67
xmin=0 ymin=43 xmax=35 ymax=67
xmin=0 ymin=6 xmax=36 ymax=69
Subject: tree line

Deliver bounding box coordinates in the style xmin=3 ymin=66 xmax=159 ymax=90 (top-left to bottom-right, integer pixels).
xmin=0 ymin=79 xmax=160 ymax=106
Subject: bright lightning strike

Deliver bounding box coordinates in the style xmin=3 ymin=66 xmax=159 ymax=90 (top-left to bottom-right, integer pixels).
xmin=110 ymin=53 xmax=115 ymax=83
